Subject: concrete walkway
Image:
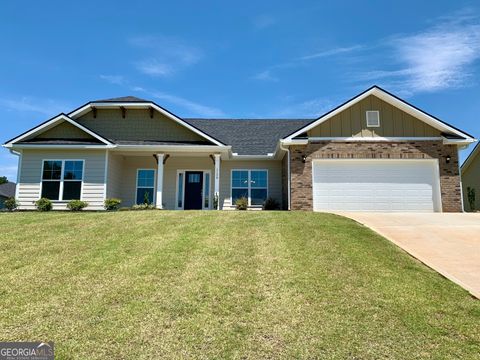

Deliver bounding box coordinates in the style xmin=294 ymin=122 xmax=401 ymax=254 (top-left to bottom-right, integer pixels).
xmin=335 ymin=212 xmax=480 ymax=299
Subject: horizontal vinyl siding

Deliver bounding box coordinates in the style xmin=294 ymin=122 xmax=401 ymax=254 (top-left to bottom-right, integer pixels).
xmin=17 ymin=149 xmax=107 ymax=210
xmin=118 ymin=156 xmax=157 ymax=207
xmin=107 ymin=153 xmax=124 ymax=199
xmin=219 ymin=160 xmax=283 ymax=209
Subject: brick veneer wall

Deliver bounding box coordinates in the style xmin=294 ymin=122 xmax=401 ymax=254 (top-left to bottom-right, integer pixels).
xmin=290 ymin=141 xmax=461 ymax=212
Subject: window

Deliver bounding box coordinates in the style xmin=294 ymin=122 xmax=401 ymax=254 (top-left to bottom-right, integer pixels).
xmin=41 ymin=160 xmax=84 ymax=200
xmin=366 ymin=111 xmax=380 ymax=127
xmin=231 ymin=170 xmax=268 ymax=206
xmin=136 ymin=169 xmax=155 ymax=205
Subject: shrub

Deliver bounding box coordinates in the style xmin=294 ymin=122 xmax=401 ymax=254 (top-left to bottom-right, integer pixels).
xmin=67 ymin=200 xmax=89 ymax=211
xmin=4 ymin=197 xmax=18 ymax=211
xmin=263 ymin=197 xmax=280 ymax=210
xmin=467 ymin=187 xmax=476 ymax=211
xmin=235 ymin=197 xmax=248 ymax=210
xmin=143 ymin=191 xmax=152 ymax=205
xmin=36 ymin=198 xmax=52 ymax=211
xmin=213 ymin=193 xmax=219 ymax=210
xmin=131 ymin=204 xmax=156 ymax=210
xmin=104 ymin=198 xmax=122 ymax=211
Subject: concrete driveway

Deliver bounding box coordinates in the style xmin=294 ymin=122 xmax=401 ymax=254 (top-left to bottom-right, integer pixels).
xmin=335 ymin=212 xmax=480 ymax=299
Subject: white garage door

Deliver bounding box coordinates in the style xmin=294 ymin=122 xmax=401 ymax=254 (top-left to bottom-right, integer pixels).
xmin=312 ymin=160 xmax=441 ymax=212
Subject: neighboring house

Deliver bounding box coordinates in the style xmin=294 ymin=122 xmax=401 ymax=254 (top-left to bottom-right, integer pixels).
xmin=2 ymin=86 xmax=476 ymax=212
xmin=461 ymin=142 xmax=480 ymax=211
xmin=0 ymin=182 xmax=16 ymax=209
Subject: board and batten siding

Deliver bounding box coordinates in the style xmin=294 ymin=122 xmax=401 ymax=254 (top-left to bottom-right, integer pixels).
xmin=308 ymin=95 xmax=442 ymax=138
xmin=17 ymin=149 xmax=107 ymax=210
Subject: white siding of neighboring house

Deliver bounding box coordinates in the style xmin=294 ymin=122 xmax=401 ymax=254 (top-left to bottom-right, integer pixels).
xmin=17 ymin=149 xmax=107 ymax=210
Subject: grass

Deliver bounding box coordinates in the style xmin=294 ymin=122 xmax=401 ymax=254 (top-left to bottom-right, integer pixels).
xmin=0 ymin=211 xmax=478 ymax=359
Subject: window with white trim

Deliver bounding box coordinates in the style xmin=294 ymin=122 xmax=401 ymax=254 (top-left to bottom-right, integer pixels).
xmin=366 ymin=111 xmax=380 ymax=127
xmin=231 ymin=170 xmax=268 ymax=206
xmin=136 ymin=169 xmax=155 ymax=205
xmin=41 ymin=160 xmax=84 ymax=200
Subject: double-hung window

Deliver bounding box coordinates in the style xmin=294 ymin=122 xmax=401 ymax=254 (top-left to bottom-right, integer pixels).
xmin=136 ymin=169 xmax=156 ymax=205
xmin=231 ymin=170 xmax=268 ymax=206
xmin=41 ymin=160 xmax=84 ymax=200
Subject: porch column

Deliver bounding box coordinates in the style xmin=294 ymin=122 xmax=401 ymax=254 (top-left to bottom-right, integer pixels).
xmin=156 ymin=153 xmax=164 ymax=209
xmin=214 ymin=154 xmax=221 ymax=209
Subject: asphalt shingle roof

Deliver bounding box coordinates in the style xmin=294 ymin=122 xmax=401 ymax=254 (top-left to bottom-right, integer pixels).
xmin=0 ymin=182 xmax=16 ymax=198
xmin=92 ymin=96 xmax=148 ymax=103
xmin=184 ymin=118 xmax=313 ymax=155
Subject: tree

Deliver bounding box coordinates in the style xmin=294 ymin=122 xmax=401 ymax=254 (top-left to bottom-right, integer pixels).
xmin=467 ymin=187 xmax=476 ymax=211
xmin=0 ymin=176 xmax=7 ymax=185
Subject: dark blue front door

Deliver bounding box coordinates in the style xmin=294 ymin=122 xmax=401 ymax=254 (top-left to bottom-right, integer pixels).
xmin=184 ymin=171 xmax=203 ymax=210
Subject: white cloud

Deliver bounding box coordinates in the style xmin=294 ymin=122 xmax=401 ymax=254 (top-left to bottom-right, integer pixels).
xmin=133 ymin=87 xmax=225 ymax=117
xmin=358 ymin=13 xmax=480 ymax=94
xmin=252 ymin=70 xmax=279 ymax=82
xmin=0 ymin=165 xmax=17 ymax=182
xmin=270 ymin=97 xmax=333 ymax=118
xmin=298 ymin=45 xmax=364 ymax=61
xmin=252 ymin=15 xmax=276 ymax=29
xmin=129 ymin=35 xmax=203 ymax=77
xmin=252 ymin=44 xmax=362 ymax=82
xmin=99 ymin=75 xmax=126 ymax=85
xmin=0 ymin=97 xmax=67 ymax=117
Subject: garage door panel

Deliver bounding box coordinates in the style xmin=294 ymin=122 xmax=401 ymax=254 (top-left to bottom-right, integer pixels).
xmin=312 ymin=160 xmax=440 ymax=212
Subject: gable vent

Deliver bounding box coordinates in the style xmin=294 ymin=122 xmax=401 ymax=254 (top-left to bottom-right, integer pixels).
xmin=366 ymin=111 xmax=380 ymax=127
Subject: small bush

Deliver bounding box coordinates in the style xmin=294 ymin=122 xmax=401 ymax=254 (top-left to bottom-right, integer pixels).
xmin=131 ymin=204 xmax=156 ymax=210
xmin=235 ymin=197 xmax=248 ymax=210
xmin=67 ymin=200 xmax=89 ymax=211
xmin=4 ymin=197 xmax=18 ymax=211
xmin=263 ymin=197 xmax=280 ymax=210
xmin=36 ymin=198 xmax=53 ymax=211
xmin=104 ymin=198 xmax=122 ymax=211
xmin=467 ymin=187 xmax=476 ymax=211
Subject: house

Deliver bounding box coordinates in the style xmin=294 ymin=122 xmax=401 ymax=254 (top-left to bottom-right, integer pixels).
xmin=2 ymin=86 xmax=476 ymax=212
xmin=461 ymin=142 xmax=480 ymax=211
xmin=0 ymin=182 xmax=16 ymax=209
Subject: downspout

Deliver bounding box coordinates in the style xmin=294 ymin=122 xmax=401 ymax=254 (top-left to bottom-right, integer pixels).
xmin=279 ymin=142 xmax=291 ymax=210
xmin=458 ymin=145 xmax=466 ymax=212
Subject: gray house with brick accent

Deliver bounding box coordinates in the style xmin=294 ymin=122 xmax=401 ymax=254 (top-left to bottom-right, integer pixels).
xmin=3 ymin=86 xmax=475 ymax=212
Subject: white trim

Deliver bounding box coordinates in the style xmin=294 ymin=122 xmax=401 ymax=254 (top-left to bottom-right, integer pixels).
xmin=69 ymin=102 xmax=226 ymax=146
xmin=113 ymin=145 xmax=230 ymax=153
xmin=366 ymin=110 xmax=380 ymax=127
xmin=214 ymin=154 xmax=221 ymax=209
xmin=231 ymin=154 xmax=275 ymax=160
xmin=230 ymin=169 xmax=269 ymax=207
xmin=39 ymin=159 xmax=85 ymax=201
xmin=9 ymin=149 xmax=22 ymax=200
xmin=458 ymin=148 xmax=465 ymax=212
xmin=135 ymin=168 xmax=157 ymax=205
xmin=5 ymin=144 xmax=116 ymax=149
xmin=175 ymin=169 xmax=212 ymax=210
xmin=284 ymin=87 xmax=474 ymax=141
xmin=311 ymin=158 xmax=442 ymax=212
xmin=307 ymin=136 xmax=443 ymax=142
xmin=4 ymin=114 xmax=113 ymax=146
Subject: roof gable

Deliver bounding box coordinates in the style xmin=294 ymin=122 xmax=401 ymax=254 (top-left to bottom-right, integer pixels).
xmin=3 ymin=114 xmax=113 ymax=147
xmin=284 ymin=86 xmax=475 ymax=142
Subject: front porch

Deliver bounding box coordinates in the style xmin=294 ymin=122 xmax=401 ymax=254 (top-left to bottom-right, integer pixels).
xmin=105 ymin=149 xmax=284 ymax=210
xmin=106 ymin=150 xmax=222 ymax=210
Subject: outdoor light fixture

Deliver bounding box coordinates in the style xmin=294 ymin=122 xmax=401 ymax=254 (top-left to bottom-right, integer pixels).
xmin=302 ymin=154 xmax=307 ymax=163
xmin=446 ymin=155 xmax=451 ymax=163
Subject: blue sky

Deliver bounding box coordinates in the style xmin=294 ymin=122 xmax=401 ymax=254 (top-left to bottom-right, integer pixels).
xmin=1 ymin=1 xmax=480 ymax=181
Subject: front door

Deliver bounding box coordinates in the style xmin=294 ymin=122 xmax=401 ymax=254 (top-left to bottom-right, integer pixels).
xmin=184 ymin=171 xmax=203 ymax=210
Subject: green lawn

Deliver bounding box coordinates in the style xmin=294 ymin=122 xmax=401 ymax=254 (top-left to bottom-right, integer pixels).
xmin=0 ymin=211 xmax=478 ymax=359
